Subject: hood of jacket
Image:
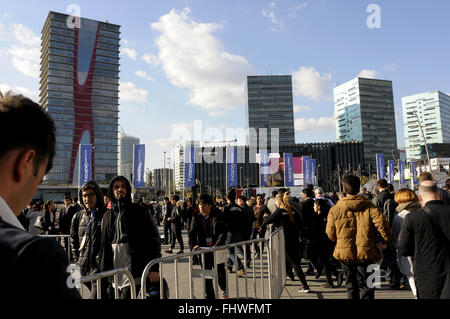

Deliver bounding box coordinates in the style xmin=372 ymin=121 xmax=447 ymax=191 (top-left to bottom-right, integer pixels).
xmin=396 ymin=200 xmax=421 ymax=213
xmin=337 ymin=195 xmax=374 ymax=211
xmin=79 ymin=180 xmax=105 ymax=212
xmin=107 ymin=175 xmax=132 ymax=207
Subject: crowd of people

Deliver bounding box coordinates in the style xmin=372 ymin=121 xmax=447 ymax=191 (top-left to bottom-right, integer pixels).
xmin=1 ymin=92 xmax=449 ymax=300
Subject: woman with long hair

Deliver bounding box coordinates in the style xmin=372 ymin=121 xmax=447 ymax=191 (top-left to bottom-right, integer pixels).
xmin=260 ymin=193 xmax=310 ymax=293
xmin=393 ymin=188 xmax=421 ymax=298
xmin=42 ymin=200 xmax=58 ymax=235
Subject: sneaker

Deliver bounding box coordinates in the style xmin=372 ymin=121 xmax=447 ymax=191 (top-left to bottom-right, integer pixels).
xmin=299 ymin=285 xmax=310 ymax=293
xmin=176 ymin=250 xmax=184 ymax=254
xmin=164 ymin=249 xmax=173 ymax=254
xmin=221 ymin=290 xmax=228 ymax=299
xmin=237 ymin=269 xmax=245 ymax=277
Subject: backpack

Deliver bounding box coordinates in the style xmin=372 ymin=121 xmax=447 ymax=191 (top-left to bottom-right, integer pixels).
xmin=382 ymin=198 xmax=398 ymax=226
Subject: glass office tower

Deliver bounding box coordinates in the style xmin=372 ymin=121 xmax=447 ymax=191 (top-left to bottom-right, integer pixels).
xmin=334 ymin=77 xmax=398 ymax=172
xmin=247 ymin=75 xmax=295 ymax=150
xmin=40 ymin=11 xmax=120 ymax=184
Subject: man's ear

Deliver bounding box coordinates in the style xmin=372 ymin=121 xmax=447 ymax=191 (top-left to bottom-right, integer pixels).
xmin=13 ymin=149 xmax=36 ymax=183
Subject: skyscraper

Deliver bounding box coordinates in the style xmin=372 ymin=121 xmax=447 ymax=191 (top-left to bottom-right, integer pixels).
xmin=334 ymin=77 xmax=398 ymax=171
xmin=118 ymin=131 xmax=140 ymax=182
xmin=40 ymin=11 xmax=120 ymax=185
xmin=247 ymin=75 xmax=295 ymax=150
xmin=402 ymin=91 xmax=450 ymax=161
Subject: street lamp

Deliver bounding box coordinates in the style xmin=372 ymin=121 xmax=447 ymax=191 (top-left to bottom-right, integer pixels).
xmin=407 ymin=110 xmax=431 ymax=172
xmin=316 ymin=164 xmax=321 ymax=187
xmin=239 ymin=166 xmax=243 ymax=189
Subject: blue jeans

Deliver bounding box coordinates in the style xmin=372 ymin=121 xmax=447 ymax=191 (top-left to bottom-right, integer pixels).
xmin=226 ymin=232 xmax=244 ymax=271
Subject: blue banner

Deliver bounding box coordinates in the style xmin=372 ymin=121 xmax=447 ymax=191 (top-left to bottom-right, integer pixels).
xmin=284 ymin=153 xmax=294 ymax=187
xmin=133 ymin=144 xmax=145 ymax=188
xmin=399 ymin=161 xmax=405 ymax=186
xmin=260 ymin=150 xmax=270 ymax=187
xmin=303 ymin=156 xmax=311 ymax=185
xmin=388 ymin=160 xmax=395 ymax=184
xmin=185 ymin=144 xmax=195 ymax=187
xmin=311 ymin=159 xmax=317 ymax=186
xmin=79 ymin=144 xmax=92 ymax=187
xmin=226 ymin=147 xmax=238 ymax=188
xmin=411 ymin=161 xmax=418 ymax=186
xmin=376 ymin=153 xmax=385 ymax=180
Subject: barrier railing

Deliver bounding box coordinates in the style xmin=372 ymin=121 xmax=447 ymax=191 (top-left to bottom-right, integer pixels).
xmin=40 ymin=234 xmax=71 ymax=263
xmin=140 ymin=225 xmax=286 ymax=299
xmin=79 ymin=268 xmax=137 ymax=299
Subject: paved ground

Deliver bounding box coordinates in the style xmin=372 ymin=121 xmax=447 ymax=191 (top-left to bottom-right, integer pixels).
xmin=157 ymin=226 xmax=414 ymax=300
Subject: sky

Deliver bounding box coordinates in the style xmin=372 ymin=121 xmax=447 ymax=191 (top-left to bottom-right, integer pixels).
xmin=1 ymin=0 xmax=449 ymax=171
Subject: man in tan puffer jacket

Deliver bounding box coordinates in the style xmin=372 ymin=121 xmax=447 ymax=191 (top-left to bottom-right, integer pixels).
xmin=326 ymin=174 xmax=392 ymax=299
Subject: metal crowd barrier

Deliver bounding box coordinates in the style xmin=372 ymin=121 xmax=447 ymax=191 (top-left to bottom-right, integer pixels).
xmin=40 ymin=234 xmax=71 ymax=263
xmin=79 ymin=268 xmax=137 ymax=299
xmin=140 ymin=225 xmax=286 ymax=299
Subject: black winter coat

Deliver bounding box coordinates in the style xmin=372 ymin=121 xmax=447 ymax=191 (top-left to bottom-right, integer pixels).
xmin=100 ymin=176 xmax=162 ymax=278
xmin=70 ymin=208 xmax=104 ymax=276
xmin=0 ymin=219 xmax=81 ymax=299
xmin=261 ymin=207 xmax=300 ymax=251
xmin=188 ymin=208 xmax=227 ymax=248
xmin=398 ymin=200 xmax=450 ymax=299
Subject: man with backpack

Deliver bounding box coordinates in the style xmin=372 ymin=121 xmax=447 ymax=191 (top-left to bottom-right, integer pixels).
xmin=373 ymin=179 xmax=403 ymax=289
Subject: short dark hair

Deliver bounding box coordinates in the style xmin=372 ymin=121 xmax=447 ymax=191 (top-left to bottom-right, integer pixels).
xmin=238 ymin=195 xmax=247 ymax=202
xmin=227 ymin=188 xmax=236 ymax=201
xmin=302 ymin=188 xmax=314 ymax=198
xmin=0 ymin=91 xmax=56 ymax=175
xmin=64 ymin=196 xmax=71 ymax=201
xmin=342 ymin=174 xmax=360 ymax=195
xmin=271 ymin=191 xmax=278 ymax=198
xmin=199 ymin=194 xmax=213 ymax=205
xmin=306 ymin=183 xmax=314 ymax=190
xmin=163 ymin=197 xmax=169 ymax=201
xmin=377 ymin=179 xmax=388 ymax=189
xmin=171 ymin=195 xmax=180 ymax=202
xmin=388 ymin=183 xmax=394 ymax=192
xmin=419 ymin=171 xmax=433 ymax=183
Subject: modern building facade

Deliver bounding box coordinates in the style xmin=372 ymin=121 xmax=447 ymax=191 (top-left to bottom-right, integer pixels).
xmin=174 ymin=141 xmax=201 ymax=192
xmin=247 ymin=75 xmax=295 ymax=150
xmin=334 ymin=77 xmax=398 ymax=171
xmin=40 ymin=11 xmax=120 ymax=185
xmin=118 ymin=131 xmax=139 ymax=182
xmin=151 ymin=168 xmax=174 ymax=196
xmin=402 ymin=91 xmax=450 ymax=161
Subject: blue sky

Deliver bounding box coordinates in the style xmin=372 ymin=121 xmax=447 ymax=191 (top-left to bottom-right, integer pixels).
xmin=1 ymin=0 xmax=449 ymax=170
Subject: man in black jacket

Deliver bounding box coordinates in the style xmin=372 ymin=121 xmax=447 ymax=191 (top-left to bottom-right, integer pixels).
xmin=0 ymin=92 xmax=80 ymax=299
xmin=70 ymin=180 xmax=105 ymax=298
xmin=165 ymin=195 xmax=184 ymax=254
xmin=99 ymin=175 xmax=161 ymax=299
xmin=162 ymin=197 xmax=172 ymax=244
xmin=373 ymin=178 xmax=403 ymax=289
xmin=398 ymin=181 xmax=450 ymax=299
xmin=189 ymin=194 xmax=228 ymax=299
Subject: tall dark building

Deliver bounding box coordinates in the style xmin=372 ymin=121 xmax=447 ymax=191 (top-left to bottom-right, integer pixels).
xmin=247 ymin=75 xmax=295 ymax=150
xmin=40 ymin=11 xmax=120 ymax=184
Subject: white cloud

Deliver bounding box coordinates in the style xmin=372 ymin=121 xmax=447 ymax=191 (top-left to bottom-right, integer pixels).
xmin=208 ymin=110 xmax=225 ymax=117
xmin=170 ymin=121 xmax=195 ymax=131
xmin=295 ymin=116 xmax=335 ymax=132
xmin=153 ymin=137 xmax=179 ymax=148
xmin=135 ymin=70 xmax=156 ymax=82
xmin=358 ymin=69 xmax=377 ymax=79
xmin=0 ymin=83 xmax=38 ymax=101
xmin=142 ymin=53 xmax=160 ymax=66
xmin=262 ymin=2 xmax=285 ymax=31
xmin=288 ymin=3 xmax=308 ymax=18
xmin=121 ymin=48 xmax=138 ymax=61
xmin=293 ymin=105 xmax=311 ymax=113
xmin=0 ymin=19 xmax=40 ymax=79
xmin=151 ymin=8 xmax=253 ymax=111
xmin=119 ymin=81 xmax=149 ymax=103
xmin=292 ymin=66 xmax=332 ymax=101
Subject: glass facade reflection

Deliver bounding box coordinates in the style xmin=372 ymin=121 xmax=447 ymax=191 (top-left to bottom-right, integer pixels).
xmin=40 ymin=11 xmax=120 ymax=184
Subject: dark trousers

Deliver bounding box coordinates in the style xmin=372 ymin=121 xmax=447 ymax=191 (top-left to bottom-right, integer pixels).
xmin=170 ymin=226 xmax=184 ymax=251
xmin=381 ymin=244 xmax=403 ymax=284
xmin=250 ymin=228 xmax=266 ymax=255
xmin=226 ymin=232 xmax=244 ymax=271
xmin=203 ymin=253 xmax=227 ymax=299
xmin=286 ymin=243 xmax=308 ymax=287
xmin=340 ymin=261 xmax=374 ymax=299
xmin=163 ymin=220 xmax=171 ymax=243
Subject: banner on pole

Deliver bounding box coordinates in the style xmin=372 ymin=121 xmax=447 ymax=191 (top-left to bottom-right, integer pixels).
xmin=284 ymin=153 xmax=294 ymax=187
xmin=303 ymin=156 xmax=311 ymax=185
xmin=79 ymin=144 xmax=92 ymax=187
xmin=411 ymin=161 xmax=418 ymax=186
xmin=388 ymin=160 xmax=395 ymax=184
xmin=293 ymin=157 xmax=303 ymax=186
xmin=259 ymin=150 xmax=270 ymax=187
xmin=311 ymin=159 xmax=317 ymax=186
xmin=133 ymin=144 xmax=145 ymax=188
xmin=226 ymin=147 xmax=238 ymax=188
xmin=399 ymin=161 xmax=405 ymax=186
xmin=376 ymin=153 xmax=385 ymax=180
xmin=185 ymin=144 xmax=196 ymax=187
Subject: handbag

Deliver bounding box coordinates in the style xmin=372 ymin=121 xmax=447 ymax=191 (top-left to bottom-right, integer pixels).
xmin=33 ymin=214 xmax=46 ymax=230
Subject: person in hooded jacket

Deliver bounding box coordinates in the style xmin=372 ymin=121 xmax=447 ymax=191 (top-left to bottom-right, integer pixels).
xmin=70 ymin=180 xmax=105 ymax=299
xmin=99 ymin=175 xmax=161 ymax=299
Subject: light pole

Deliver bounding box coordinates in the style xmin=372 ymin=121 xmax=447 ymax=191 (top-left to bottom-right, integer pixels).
xmin=239 ymin=166 xmax=243 ymax=189
xmin=316 ymin=164 xmax=321 ymax=187
xmin=407 ymin=110 xmax=431 ymax=172
xmin=163 ymin=151 xmax=166 ymax=197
